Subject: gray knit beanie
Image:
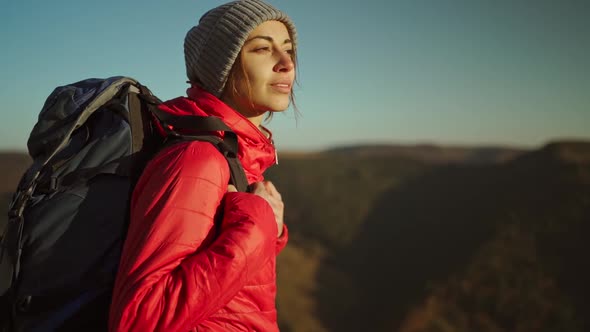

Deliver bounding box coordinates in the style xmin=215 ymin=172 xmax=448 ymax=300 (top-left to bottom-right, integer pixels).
xmin=184 ymin=0 xmax=297 ymax=97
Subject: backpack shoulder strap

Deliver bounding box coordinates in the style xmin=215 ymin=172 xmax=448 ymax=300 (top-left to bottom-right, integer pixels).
xmin=140 ymin=91 xmax=249 ymax=193
xmin=160 ymin=134 xmax=249 ymax=193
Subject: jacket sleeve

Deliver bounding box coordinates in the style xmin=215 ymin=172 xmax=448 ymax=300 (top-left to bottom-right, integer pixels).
xmin=276 ymin=224 xmax=289 ymax=254
xmin=108 ymin=141 xmax=278 ymax=332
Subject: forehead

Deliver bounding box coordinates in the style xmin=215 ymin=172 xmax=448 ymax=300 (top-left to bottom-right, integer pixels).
xmin=248 ymin=20 xmax=291 ymax=40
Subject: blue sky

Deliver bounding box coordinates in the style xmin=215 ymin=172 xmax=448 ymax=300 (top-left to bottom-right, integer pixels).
xmin=1 ymin=0 xmax=588 ymax=152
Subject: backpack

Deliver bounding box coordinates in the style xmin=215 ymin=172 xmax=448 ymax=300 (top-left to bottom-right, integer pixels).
xmin=0 ymin=76 xmax=249 ymax=331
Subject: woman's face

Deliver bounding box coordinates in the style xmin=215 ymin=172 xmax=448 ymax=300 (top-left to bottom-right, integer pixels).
xmin=223 ymin=20 xmax=295 ymax=119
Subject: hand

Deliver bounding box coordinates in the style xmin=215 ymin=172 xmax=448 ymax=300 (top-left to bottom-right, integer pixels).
xmin=250 ymin=181 xmax=284 ymax=237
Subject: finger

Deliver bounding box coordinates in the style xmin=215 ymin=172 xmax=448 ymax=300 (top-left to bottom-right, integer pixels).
xmin=265 ymin=194 xmax=284 ymax=211
xmin=227 ymin=184 xmax=237 ymax=192
xmin=264 ymin=181 xmax=281 ymax=199
xmin=250 ymin=182 xmax=266 ymax=194
xmin=251 ymin=183 xmax=273 ymax=202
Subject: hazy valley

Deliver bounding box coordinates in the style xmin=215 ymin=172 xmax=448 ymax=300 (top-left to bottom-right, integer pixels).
xmin=1 ymin=141 xmax=589 ymax=331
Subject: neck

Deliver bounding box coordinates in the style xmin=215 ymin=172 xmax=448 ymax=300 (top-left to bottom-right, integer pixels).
xmin=243 ymin=112 xmax=266 ymax=128
xmin=242 ymin=112 xmax=270 ymax=138
xmin=221 ymin=96 xmax=267 ymax=132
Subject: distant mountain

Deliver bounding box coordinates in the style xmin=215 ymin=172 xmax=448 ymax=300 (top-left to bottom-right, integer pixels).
xmin=0 ymin=152 xmax=30 ymax=226
xmin=324 ymin=143 xmax=526 ymax=164
xmin=271 ymin=140 xmax=590 ymax=332
xmin=1 ymin=140 xmax=588 ymax=332
xmin=0 ymin=152 xmax=30 ymax=193
xmin=512 ymin=140 xmax=590 ymax=165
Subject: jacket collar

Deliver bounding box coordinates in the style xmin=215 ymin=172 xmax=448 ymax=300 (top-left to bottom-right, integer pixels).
xmin=157 ymin=85 xmax=277 ymax=183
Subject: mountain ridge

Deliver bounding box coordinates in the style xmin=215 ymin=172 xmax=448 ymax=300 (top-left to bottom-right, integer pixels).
xmin=1 ymin=139 xmax=589 ymax=331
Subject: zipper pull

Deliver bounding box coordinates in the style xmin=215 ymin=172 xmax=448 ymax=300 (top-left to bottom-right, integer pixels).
xmin=272 ymin=139 xmax=279 ymax=165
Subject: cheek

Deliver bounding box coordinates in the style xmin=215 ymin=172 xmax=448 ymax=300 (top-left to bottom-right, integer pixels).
xmin=244 ymin=69 xmax=266 ymax=91
xmin=242 ymin=59 xmax=272 ymax=89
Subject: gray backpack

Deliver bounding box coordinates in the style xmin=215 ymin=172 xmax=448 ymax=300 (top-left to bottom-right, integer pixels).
xmin=0 ymin=77 xmax=248 ymax=331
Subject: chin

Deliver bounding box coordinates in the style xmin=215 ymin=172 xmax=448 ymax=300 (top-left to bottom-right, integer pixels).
xmin=259 ymin=98 xmax=291 ymax=112
xmin=272 ymin=97 xmax=292 ymax=111
xmin=271 ymin=103 xmax=290 ymax=112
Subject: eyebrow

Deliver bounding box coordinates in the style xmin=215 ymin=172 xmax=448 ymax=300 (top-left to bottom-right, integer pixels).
xmin=245 ymin=36 xmax=292 ymax=45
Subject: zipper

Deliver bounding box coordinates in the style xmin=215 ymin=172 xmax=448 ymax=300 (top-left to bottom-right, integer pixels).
xmin=272 ymin=139 xmax=278 ymax=165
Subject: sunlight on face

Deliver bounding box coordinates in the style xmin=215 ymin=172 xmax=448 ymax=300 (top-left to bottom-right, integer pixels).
xmin=223 ymin=20 xmax=295 ymax=120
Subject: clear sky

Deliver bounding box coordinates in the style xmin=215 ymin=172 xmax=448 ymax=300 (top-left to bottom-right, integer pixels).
xmin=1 ymin=0 xmax=588 ymax=152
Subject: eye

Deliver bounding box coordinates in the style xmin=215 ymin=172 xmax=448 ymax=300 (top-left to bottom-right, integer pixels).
xmin=281 ymin=48 xmax=295 ymax=59
xmin=254 ymin=46 xmax=271 ymax=53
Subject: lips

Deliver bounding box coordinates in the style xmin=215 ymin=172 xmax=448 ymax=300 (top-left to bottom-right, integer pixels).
xmin=270 ymin=80 xmax=292 ymax=93
xmin=272 ymin=83 xmax=291 ymax=88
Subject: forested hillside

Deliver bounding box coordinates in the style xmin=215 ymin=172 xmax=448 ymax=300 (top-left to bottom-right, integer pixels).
xmin=267 ymin=141 xmax=590 ymax=332
xmin=1 ymin=141 xmax=588 ymax=331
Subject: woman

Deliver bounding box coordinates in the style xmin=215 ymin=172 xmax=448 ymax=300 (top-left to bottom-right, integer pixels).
xmin=108 ymin=1 xmax=297 ymax=331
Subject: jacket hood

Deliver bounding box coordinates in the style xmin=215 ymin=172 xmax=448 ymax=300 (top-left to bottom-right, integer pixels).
xmin=156 ymin=85 xmax=277 ymax=183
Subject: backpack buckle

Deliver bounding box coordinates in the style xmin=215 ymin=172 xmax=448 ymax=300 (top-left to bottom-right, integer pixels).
xmin=8 ymin=186 xmax=34 ymax=219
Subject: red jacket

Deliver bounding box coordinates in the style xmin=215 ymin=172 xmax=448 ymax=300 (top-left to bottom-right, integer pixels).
xmin=109 ymin=86 xmax=288 ymax=332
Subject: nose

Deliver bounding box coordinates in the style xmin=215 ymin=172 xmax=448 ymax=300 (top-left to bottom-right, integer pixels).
xmin=273 ymin=50 xmax=294 ymax=73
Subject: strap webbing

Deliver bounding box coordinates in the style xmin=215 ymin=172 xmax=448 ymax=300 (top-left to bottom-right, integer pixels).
xmin=161 ymin=136 xmax=249 ymax=192
xmin=127 ymin=90 xmax=145 ymax=154
xmin=226 ymin=156 xmax=249 ymax=193
xmin=153 ymin=108 xmax=231 ymax=131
